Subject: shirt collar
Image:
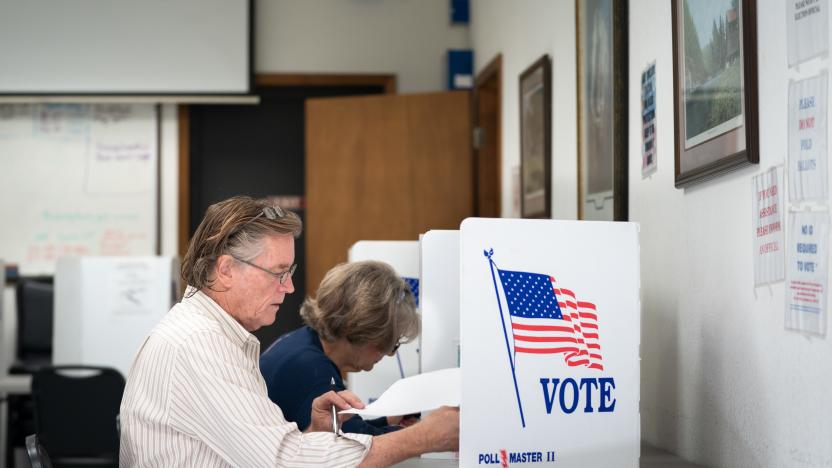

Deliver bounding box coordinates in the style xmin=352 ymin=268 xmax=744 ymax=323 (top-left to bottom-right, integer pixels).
xmin=183 ymin=286 xmax=258 ymax=348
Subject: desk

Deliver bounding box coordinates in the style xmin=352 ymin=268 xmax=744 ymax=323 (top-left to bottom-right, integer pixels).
xmin=0 ymin=375 xmax=32 ymax=468
xmin=0 ymin=376 xmax=32 ymax=395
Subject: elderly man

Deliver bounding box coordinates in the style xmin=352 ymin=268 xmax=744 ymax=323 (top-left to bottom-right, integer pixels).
xmin=119 ymin=196 xmax=458 ymax=467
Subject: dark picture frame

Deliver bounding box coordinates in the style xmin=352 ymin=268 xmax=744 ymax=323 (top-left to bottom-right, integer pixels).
xmin=671 ymin=0 xmax=759 ymax=187
xmin=576 ymin=0 xmax=628 ymax=221
xmin=519 ymin=55 xmax=552 ymax=219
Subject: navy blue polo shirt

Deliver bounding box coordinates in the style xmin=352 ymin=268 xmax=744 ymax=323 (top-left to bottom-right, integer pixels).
xmin=259 ymin=326 xmax=400 ymax=435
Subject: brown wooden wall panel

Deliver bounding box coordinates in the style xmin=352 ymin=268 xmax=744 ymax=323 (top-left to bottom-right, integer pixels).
xmin=306 ymin=91 xmax=472 ymax=292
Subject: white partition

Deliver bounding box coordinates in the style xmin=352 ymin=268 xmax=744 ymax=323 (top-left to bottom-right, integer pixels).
xmin=419 ymin=231 xmax=461 ymax=460
xmin=347 ymin=241 xmax=420 ymax=404
xmin=460 ymin=218 xmax=640 ymax=468
xmin=420 ymin=230 xmax=460 ymax=373
xmin=54 ymin=256 xmax=175 ymax=378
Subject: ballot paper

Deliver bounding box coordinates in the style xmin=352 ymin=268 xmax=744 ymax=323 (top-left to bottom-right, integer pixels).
xmin=341 ymin=368 xmax=460 ymax=417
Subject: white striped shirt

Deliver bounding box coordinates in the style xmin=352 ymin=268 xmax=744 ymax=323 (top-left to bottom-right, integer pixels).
xmin=119 ymin=288 xmax=372 ymax=467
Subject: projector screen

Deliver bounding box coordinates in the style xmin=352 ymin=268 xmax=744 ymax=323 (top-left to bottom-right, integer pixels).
xmin=0 ymin=0 xmax=250 ymax=94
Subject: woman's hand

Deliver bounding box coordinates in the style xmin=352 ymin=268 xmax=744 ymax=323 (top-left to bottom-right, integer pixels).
xmin=387 ymin=413 xmax=420 ymax=427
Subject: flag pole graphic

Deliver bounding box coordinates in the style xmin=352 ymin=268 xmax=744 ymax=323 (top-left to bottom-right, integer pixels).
xmin=395 ymin=351 xmax=405 ymax=379
xmin=484 ymin=248 xmax=526 ymax=428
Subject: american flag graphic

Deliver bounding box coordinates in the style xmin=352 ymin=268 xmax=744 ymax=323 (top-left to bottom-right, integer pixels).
xmin=497 ymin=269 xmax=603 ymax=370
xmin=403 ymin=277 xmax=420 ymax=306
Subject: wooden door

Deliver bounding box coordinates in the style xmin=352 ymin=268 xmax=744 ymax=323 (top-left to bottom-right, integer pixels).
xmin=305 ymin=91 xmax=472 ymax=292
xmin=473 ymin=55 xmax=502 ymax=217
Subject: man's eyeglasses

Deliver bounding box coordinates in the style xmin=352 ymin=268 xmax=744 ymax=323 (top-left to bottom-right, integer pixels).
xmin=232 ymin=255 xmax=297 ymax=285
xmin=252 ymin=205 xmax=285 ymax=222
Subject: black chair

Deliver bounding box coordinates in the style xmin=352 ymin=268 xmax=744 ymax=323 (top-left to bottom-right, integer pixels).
xmin=25 ymin=434 xmax=54 ymax=468
xmin=6 ymin=277 xmax=54 ymax=468
xmin=31 ymin=366 xmax=125 ymax=468
xmin=11 ymin=278 xmax=54 ymax=374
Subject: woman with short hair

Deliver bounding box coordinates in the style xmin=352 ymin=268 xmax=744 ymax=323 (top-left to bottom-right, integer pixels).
xmin=260 ymin=260 xmax=420 ymax=435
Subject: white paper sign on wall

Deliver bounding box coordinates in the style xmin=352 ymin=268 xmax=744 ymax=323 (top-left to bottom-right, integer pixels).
xmin=787 ymin=0 xmax=829 ymax=67
xmin=785 ymin=211 xmax=829 ymax=336
xmin=347 ymin=240 xmax=421 ymax=404
xmin=460 ymin=218 xmax=640 ymax=468
xmin=752 ymin=166 xmax=785 ymax=286
xmin=788 ymin=72 xmax=828 ymax=202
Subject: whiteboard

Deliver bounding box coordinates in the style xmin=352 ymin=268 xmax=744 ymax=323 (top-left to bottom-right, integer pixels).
xmin=0 ymin=0 xmax=249 ymax=93
xmin=0 ymin=104 xmax=158 ymax=275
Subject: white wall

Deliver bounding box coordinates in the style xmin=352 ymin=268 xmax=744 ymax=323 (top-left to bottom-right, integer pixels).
xmin=631 ymin=1 xmax=832 ymax=466
xmin=472 ymin=0 xmax=832 ymax=467
xmin=471 ymin=0 xmax=577 ymax=219
xmin=256 ymin=0 xmax=470 ymax=93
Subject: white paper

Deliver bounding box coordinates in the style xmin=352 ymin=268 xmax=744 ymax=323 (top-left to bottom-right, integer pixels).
xmin=341 ymin=368 xmax=460 ymax=417
xmin=787 ymin=0 xmax=829 ymax=66
xmin=753 ymin=167 xmax=785 ymax=286
xmin=788 ymin=73 xmax=828 ymax=202
xmin=785 ymin=211 xmax=829 ymax=336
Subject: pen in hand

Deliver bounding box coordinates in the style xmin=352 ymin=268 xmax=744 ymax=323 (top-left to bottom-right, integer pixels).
xmin=330 ymin=377 xmax=338 ymax=438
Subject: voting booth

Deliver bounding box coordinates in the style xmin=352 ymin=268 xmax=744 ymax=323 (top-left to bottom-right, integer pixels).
xmin=459 ymin=219 xmax=640 ymax=467
xmin=419 ymin=230 xmax=460 ymax=373
xmin=53 ymin=256 xmax=176 ymax=377
xmin=419 ymin=230 xmax=461 ymax=460
xmin=347 ymin=241 xmax=421 ymax=403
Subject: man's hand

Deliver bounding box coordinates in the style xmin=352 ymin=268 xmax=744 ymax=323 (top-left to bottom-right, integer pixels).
xmin=307 ymin=389 xmax=365 ymax=433
xmin=358 ymin=406 xmax=459 ymax=467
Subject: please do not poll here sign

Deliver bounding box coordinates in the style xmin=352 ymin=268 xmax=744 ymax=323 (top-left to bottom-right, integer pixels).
xmin=459 ymin=218 xmax=640 ymax=468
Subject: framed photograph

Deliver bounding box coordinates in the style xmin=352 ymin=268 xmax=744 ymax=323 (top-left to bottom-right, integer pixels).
xmin=576 ymin=0 xmax=628 ymax=221
xmin=519 ymin=55 xmax=552 ymax=218
xmin=671 ymin=0 xmax=759 ymax=187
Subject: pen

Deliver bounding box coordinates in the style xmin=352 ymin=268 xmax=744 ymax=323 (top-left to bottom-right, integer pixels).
xmin=330 ymin=377 xmax=338 ymax=438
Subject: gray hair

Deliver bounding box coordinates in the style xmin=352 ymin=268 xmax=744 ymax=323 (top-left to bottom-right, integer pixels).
xmin=181 ymin=196 xmax=302 ymax=295
xmin=300 ymin=261 xmax=420 ymax=352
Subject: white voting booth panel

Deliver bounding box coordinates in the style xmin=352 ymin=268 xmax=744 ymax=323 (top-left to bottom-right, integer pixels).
xmin=420 ymin=230 xmax=460 ymax=373
xmin=54 ymin=256 xmax=175 ymax=378
xmin=460 ymin=219 xmax=640 ymax=468
xmin=347 ymin=241 xmax=420 ymax=404
xmin=420 ymin=230 xmax=461 ymax=460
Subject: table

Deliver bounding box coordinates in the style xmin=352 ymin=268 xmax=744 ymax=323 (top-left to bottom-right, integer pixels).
xmin=0 ymin=375 xmax=32 ymax=468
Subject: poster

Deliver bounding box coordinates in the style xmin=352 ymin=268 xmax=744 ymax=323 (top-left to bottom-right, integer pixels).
xmin=752 ymin=167 xmax=785 ymax=286
xmin=785 ymin=211 xmax=829 ymax=336
xmin=642 ymin=62 xmax=657 ymax=178
xmin=787 ymin=0 xmax=829 ymax=67
xmin=788 ymin=72 xmax=828 ymax=202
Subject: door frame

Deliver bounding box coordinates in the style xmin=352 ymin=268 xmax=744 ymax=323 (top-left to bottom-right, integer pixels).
xmin=473 ymin=54 xmax=503 ymax=217
xmin=176 ymin=73 xmax=397 ymax=257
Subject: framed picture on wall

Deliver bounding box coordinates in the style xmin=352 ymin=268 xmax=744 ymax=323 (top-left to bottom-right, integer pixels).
xmin=576 ymin=0 xmax=628 ymax=221
xmin=671 ymin=0 xmax=759 ymax=187
xmin=519 ymin=54 xmax=552 ymax=218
